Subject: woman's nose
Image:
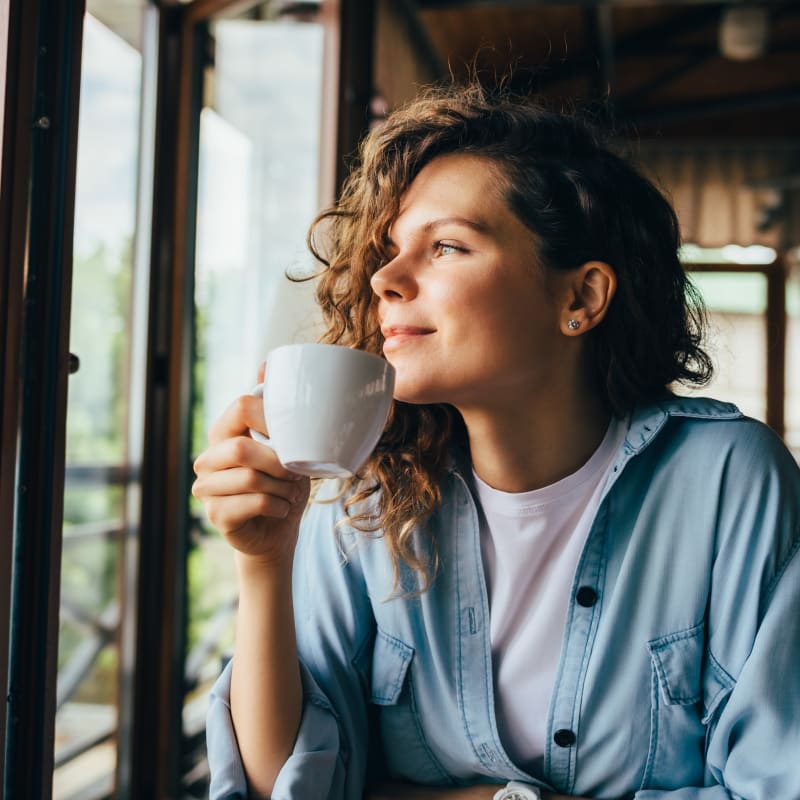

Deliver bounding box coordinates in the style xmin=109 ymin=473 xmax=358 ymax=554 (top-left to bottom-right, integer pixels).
xmin=370 ymin=255 xmax=417 ymax=302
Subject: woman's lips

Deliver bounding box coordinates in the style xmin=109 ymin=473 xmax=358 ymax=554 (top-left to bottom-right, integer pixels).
xmin=381 ymin=325 xmax=435 ymax=351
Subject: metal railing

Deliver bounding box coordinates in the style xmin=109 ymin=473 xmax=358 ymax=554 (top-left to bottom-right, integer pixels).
xmin=55 ymin=463 xmax=237 ymax=798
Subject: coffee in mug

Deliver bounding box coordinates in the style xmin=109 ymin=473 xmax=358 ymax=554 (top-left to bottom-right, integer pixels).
xmin=250 ymin=343 xmax=395 ymax=478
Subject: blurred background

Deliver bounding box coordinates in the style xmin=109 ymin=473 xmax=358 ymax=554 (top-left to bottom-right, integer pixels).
xmin=1 ymin=1 xmax=799 ymax=798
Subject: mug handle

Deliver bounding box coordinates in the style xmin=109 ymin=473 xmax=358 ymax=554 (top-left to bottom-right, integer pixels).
xmin=248 ymin=383 xmax=272 ymax=447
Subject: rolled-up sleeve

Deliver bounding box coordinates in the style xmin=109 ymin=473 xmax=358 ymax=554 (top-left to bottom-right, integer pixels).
xmin=206 ymin=491 xmax=377 ymax=800
xmin=207 ymin=659 xmax=247 ymax=798
xmin=207 ymin=658 xmax=347 ymax=799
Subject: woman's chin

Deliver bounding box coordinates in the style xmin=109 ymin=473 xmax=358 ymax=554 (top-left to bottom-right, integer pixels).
xmin=392 ymin=384 xmax=448 ymax=407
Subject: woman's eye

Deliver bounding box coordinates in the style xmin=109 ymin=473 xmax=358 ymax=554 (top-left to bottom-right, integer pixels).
xmin=435 ymin=242 xmax=462 ymax=257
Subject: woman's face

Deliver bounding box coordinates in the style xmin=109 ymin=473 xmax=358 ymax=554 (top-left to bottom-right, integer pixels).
xmin=370 ymin=153 xmax=576 ymax=411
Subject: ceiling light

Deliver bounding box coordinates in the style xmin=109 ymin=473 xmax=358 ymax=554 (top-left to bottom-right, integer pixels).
xmin=719 ymin=5 xmax=769 ymax=61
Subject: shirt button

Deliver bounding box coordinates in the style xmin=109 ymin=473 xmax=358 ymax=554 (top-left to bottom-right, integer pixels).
xmin=553 ymin=728 xmax=576 ymax=747
xmin=576 ymin=586 xmax=598 ymax=607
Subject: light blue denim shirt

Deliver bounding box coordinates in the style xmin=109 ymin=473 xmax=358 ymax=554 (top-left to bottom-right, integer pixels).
xmin=207 ymin=397 xmax=800 ymax=800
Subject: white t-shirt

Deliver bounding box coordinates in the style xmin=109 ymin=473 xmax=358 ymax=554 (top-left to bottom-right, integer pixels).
xmin=473 ymin=416 xmax=628 ymax=773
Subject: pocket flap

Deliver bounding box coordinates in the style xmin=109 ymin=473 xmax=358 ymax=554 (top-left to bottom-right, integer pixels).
xmin=648 ymin=622 xmax=704 ymax=706
xmin=370 ymin=628 xmax=414 ymax=706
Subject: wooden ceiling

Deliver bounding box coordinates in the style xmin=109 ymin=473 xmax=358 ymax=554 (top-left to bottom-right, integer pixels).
xmin=415 ymin=1 xmax=800 ymax=139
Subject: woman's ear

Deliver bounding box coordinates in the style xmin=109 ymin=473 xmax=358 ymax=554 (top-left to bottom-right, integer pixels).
xmin=560 ymin=261 xmax=617 ymax=335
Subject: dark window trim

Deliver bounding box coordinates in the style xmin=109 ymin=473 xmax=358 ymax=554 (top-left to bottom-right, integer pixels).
xmin=120 ymin=4 xmax=204 ymax=795
xmin=1 ymin=0 xmax=86 ymax=797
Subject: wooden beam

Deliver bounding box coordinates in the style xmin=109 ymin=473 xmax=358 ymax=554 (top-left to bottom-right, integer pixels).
xmin=596 ymin=3 xmax=616 ymax=95
xmin=185 ymin=0 xmax=262 ymax=24
xmin=525 ymin=3 xmax=725 ymax=91
xmin=626 ymin=85 xmax=800 ymax=126
xmin=583 ymin=3 xmax=616 ymax=98
xmin=619 ymin=50 xmax=713 ymax=106
xmin=394 ymin=0 xmax=446 ymax=80
xmin=765 ymin=257 xmax=787 ymax=436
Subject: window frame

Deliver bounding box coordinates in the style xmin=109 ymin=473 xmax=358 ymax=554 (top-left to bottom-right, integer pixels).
xmin=0 ymin=0 xmax=86 ymax=796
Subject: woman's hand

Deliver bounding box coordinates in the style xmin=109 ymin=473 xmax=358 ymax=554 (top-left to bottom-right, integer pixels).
xmin=193 ymin=375 xmax=310 ymax=796
xmin=192 ymin=388 xmax=310 ymax=569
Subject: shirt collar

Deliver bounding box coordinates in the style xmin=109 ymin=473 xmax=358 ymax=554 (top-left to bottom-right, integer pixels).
xmin=445 ymin=395 xmax=742 ymax=475
xmin=625 ymin=395 xmax=741 ymax=455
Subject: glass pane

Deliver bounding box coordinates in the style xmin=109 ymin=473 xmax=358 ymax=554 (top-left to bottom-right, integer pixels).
xmin=55 ymin=7 xmax=145 ymax=797
xmin=184 ymin=5 xmax=326 ymax=794
xmin=675 ymin=271 xmax=768 ymax=422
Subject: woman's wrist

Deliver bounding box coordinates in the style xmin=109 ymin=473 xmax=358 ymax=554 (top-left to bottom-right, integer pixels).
xmin=235 ymin=548 xmax=294 ymax=581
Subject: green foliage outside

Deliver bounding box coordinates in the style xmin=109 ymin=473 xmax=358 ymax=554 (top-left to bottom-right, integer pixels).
xmin=60 ymin=239 xmax=131 ymax=703
xmin=59 ymin=238 xmax=233 ymax=709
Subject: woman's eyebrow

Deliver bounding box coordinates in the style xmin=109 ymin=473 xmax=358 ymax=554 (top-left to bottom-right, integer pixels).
xmin=422 ymin=216 xmax=491 ymax=235
xmin=388 ymin=215 xmax=492 ymax=245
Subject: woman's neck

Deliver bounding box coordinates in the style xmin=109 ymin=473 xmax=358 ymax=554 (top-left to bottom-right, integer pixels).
xmin=460 ymin=386 xmax=612 ymax=494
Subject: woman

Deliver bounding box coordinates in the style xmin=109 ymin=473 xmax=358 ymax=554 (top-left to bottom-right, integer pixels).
xmin=193 ymin=84 xmax=800 ymax=800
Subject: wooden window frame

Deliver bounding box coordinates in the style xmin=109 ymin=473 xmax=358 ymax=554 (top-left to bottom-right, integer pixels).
xmin=0 ymin=1 xmax=86 ymax=797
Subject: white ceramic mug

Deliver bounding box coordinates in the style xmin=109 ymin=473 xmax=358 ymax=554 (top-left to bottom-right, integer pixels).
xmin=250 ymin=343 xmax=395 ymax=478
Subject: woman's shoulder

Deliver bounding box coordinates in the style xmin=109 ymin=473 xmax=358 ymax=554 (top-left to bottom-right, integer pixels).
xmin=636 ymin=393 xmax=800 ymax=553
xmin=633 ymin=394 xmax=798 ymax=472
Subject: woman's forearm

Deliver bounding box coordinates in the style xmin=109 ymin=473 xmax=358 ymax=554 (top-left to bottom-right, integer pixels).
xmin=230 ymin=554 xmax=302 ymax=798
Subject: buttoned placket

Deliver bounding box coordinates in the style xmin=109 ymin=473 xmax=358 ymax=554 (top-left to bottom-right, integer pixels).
xmin=543 ymin=500 xmax=609 ymax=792
xmin=447 ymin=412 xmax=670 ymax=793
xmin=540 ymin=409 xmax=674 ymax=792
xmin=452 ymin=471 xmax=535 ymax=782
xmin=541 ymin=413 xmax=663 ymax=792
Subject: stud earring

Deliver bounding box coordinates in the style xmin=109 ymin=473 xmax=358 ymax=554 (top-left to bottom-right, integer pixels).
xmin=567 ymin=319 xmax=580 ymax=330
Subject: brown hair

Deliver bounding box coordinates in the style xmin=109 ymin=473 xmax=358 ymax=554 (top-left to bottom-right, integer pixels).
xmin=305 ymin=82 xmax=711 ymax=586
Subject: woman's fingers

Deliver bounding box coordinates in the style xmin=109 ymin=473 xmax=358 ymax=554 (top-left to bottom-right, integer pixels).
xmin=193 ymin=466 xmax=302 ymax=504
xmin=202 ymin=492 xmax=294 ymax=532
xmin=195 ymin=434 xmax=270 ymax=473
xmin=208 ymin=394 xmax=267 ymax=444
xmin=194 ymin=434 xmax=300 ymax=483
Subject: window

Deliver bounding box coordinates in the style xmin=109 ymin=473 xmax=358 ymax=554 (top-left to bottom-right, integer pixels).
xmin=685 ymin=270 xmax=769 ymax=421
xmin=679 ymin=244 xmax=792 ymax=457
xmin=54 ymin=6 xmax=150 ymax=798
xmin=185 ymin=5 xmax=327 ymax=791
xmin=1 ymin=0 xmax=362 ymax=793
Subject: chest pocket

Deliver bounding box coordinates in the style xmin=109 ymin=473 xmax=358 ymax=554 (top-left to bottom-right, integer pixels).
xmin=370 ymin=628 xmax=450 ymax=784
xmin=643 ymin=622 xmax=734 ymax=790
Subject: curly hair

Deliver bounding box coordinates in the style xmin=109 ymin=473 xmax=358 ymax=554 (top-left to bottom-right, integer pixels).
xmin=304 ymin=82 xmax=712 ymax=587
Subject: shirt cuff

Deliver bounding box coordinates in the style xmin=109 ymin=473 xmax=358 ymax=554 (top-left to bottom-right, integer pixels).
xmin=206 ymin=659 xmax=345 ymax=800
